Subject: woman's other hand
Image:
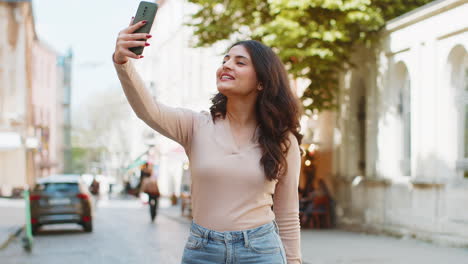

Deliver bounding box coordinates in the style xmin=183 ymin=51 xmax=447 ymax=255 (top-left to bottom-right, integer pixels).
xmin=113 ymin=17 xmax=152 ymax=64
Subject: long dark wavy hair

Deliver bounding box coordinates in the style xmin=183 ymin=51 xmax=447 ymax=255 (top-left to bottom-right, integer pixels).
xmin=210 ymin=40 xmax=303 ymax=181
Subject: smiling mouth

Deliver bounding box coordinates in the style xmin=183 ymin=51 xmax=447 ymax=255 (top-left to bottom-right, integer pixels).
xmin=220 ymin=73 xmax=235 ymax=80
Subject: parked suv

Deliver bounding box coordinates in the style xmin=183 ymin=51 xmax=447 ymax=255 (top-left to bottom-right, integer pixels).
xmin=30 ymin=174 xmax=93 ymax=235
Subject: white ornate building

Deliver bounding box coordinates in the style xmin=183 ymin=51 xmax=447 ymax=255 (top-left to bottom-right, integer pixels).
xmin=324 ymin=0 xmax=468 ymax=245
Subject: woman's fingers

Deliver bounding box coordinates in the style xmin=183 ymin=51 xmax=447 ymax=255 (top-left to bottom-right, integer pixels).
xmin=125 ymin=20 xmax=147 ymax=34
xmin=116 ymin=32 xmax=151 ymax=48
xmin=121 ymin=40 xmax=149 ymax=49
xmin=114 ymin=17 xmax=151 ymax=63
xmin=122 ymin=33 xmax=152 ymax=40
xmin=118 ymin=49 xmax=141 ymax=60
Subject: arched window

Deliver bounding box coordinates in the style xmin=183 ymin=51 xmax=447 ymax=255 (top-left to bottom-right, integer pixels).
xmin=449 ymin=45 xmax=468 ymax=179
xmin=395 ymin=62 xmax=412 ymax=176
xmin=464 ymin=64 xmax=468 ymax=155
xmin=460 ymin=55 xmax=468 ymax=178
xmin=358 ymin=94 xmax=366 ymax=176
xmin=0 ymin=62 xmax=4 ymax=115
xmin=356 ymin=78 xmax=367 ymax=177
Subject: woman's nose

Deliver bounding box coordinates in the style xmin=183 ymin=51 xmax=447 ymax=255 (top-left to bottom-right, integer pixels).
xmin=222 ymin=60 xmax=233 ymax=70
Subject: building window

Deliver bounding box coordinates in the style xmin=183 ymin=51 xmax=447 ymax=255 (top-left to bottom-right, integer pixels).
xmin=450 ymin=47 xmax=468 ymax=180
xmin=396 ymin=63 xmax=411 ymax=177
xmin=463 ymin=67 xmax=468 ymax=178
xmin=0 ymin=64 xmax=3 ymax=115
xmin=358 ymin=95 xmax=366 ymax=176
xmin=403 ymin=77 xmax=412 ymax=176
xmin=465 ymin=105 xmax=468 ymax=159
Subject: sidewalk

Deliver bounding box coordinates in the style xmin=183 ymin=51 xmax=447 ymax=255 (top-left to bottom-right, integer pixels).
xmin=301 ymin=228 xmax=468 ymax=264
xmin=0 ymin=198 xmax=25 ymax=249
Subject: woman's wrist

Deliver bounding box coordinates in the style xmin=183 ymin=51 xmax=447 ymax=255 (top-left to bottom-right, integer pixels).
xmin=112 ymin=52 xmax=128 ymax=65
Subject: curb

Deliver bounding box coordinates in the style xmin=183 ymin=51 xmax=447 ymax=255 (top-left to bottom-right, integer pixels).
xmin=0 ymin=226 xmax=24 ymax=250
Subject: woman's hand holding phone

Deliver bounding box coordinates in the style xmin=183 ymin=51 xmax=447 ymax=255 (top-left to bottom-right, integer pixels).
xmin=113 ymin=17 xmax=152 ymax=64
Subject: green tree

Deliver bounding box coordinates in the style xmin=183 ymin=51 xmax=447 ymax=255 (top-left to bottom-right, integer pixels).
xmin=70 ymin=146 xmax=107 ymax=174
xmin=188 ymin=0 xmax=434 ymax=112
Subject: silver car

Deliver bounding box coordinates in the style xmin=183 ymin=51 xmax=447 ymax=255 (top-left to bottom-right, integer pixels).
xmin=29 ymin=174 xmax=93 ymax=235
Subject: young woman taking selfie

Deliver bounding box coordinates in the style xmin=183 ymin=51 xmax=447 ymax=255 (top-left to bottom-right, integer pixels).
xmin=113 ymin=18 xmax=303 ymax=264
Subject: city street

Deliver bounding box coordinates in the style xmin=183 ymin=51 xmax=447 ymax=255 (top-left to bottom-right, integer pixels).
xmin=0 ymin=197 xmax=189 ymax=264
xmin=2 ymin=2 xmax=468 ymax=264
xmin=1 ymin=197 xmax=468 ymax=264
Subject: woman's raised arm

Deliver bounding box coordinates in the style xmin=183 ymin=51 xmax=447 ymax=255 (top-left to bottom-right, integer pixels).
xmin=113 ymin=18 xmax=197 ymax=150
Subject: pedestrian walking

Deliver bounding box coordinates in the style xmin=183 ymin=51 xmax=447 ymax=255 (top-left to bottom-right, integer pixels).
xmin=138 ymin=162 xmax=152 ymax=195
xmin=113 ymin=17 xmax=303 ymax=264
xmin=140 ymin=174 xmax=160 ymax=222
xmin=90 ymin=177 xmax=100 ymax=196
xmin=89 ymin=176 xmax=100 ymax=208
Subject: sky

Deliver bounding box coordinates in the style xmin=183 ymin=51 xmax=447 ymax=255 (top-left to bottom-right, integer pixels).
xmin=32 ymin=0 xmax=144 ymax=115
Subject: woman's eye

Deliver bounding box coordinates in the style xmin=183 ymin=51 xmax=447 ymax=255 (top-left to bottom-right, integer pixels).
xmin=221 ymin=60 xmax=245 ymax=65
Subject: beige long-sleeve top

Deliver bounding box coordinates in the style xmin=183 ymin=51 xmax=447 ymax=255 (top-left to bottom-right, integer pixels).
xmin=115 ymin=60 xmax=302 ymax=263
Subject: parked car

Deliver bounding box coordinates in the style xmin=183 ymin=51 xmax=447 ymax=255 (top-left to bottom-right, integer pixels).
xmin=29 ymin=174 xmax=93 ymax=235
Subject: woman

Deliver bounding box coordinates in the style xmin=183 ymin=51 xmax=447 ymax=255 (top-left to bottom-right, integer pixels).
xmin=113 ymin=18 xmax=303 ymax=264
xmin=140 ymin=172 xmax=160 ymax=222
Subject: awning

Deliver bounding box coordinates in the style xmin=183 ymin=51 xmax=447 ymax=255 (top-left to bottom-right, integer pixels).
xmin=123 ymin=148 xmax=152 ymax=172
xmin=124 ymin=158 xmax=147 ymax=171
xmin=0 ymin=132 xmax=22 ymax=150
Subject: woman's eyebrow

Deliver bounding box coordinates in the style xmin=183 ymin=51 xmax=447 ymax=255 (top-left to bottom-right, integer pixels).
xmin=224 ymin=54 xmax=250 ymax=60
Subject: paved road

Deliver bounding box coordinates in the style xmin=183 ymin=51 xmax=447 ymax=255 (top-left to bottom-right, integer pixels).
xmin=0 ymin=197 xmax=190 ymax=264
xmin=1 ymin=196 xmax=468 ymax=264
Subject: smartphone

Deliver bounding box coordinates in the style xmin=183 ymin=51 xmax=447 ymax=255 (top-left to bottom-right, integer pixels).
xmin=129 ymin=1 xmax=159 ymax=56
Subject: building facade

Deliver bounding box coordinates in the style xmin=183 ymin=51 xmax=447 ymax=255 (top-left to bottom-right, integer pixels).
xmin=0 ymin=0 xmax=37 ymax=195
xmin=0 ymin=0 xmax=69 ymax=195
xmin=329 ymin=0 xmax=468 ymax=245
xmin=31 ymin=40 xmax=60 ymax=178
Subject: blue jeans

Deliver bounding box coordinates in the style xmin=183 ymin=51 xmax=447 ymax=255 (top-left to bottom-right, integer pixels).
xmin=181 ymin=221 xmax=287 ymax=264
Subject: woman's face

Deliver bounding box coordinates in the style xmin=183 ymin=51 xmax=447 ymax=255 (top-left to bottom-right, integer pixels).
xmin=216 ymin=45 xmax=259 ymax=97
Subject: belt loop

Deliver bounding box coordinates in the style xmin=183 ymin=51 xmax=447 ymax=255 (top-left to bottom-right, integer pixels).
xmin=273 ymin=220 xmax=280 ymax=234
xmin=203 ymin=229 xmax=210 ymax=246
xmin=242 ymin=230 xmax=249 ymax=248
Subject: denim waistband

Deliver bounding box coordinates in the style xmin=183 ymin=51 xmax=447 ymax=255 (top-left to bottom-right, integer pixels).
xmin=190 ymin=221 xmax=279 ymax=244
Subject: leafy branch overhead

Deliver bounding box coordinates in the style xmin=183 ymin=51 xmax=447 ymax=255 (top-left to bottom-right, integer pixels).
xmin=187 ymin=0 xmax=434 ymax=113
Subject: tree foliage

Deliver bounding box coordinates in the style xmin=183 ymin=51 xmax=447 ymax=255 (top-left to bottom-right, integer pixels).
xmin=71 ymin=147 xmax=106 ymax=174
xmin=187 ymin=0 xmax=434 ymax=112
xmin=71 ymin=87 xmax=134 ymax=174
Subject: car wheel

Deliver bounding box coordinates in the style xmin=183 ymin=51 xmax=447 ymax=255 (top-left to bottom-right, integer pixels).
xmin=83 ymin=221 xmax=93 ymax=232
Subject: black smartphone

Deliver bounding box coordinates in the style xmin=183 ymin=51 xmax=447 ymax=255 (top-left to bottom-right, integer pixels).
xmin=129 ymin=1 xmax=159 ymax=56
